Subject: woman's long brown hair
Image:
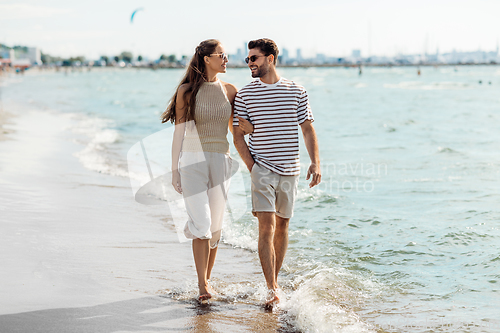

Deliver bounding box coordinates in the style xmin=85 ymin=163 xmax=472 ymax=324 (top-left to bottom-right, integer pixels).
xmin=161 ymin=39 xmax=220 ymax=124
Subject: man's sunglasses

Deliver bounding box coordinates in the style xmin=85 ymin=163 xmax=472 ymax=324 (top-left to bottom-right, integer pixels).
xmin=245 ymin=55 xmax=267 ymax=64
xmin=210 ymin=53 xmax=228 ymax=60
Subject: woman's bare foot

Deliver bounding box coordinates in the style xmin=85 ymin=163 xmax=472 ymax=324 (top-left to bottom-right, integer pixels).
xmin=198 ymin=293 xmax=212 ymax=303
xmin=198 ymin=282 xmax=210 ymax=296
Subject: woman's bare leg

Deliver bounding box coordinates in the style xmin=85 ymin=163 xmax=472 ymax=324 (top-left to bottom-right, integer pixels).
xmin=192 ymin=238 xmax=210 ymax=295
xmin=206 ymin=246 xmax=218 ymax=281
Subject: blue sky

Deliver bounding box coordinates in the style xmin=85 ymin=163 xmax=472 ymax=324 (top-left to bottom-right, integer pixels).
xmin=1 ymin=0 xmax=499 ymax=59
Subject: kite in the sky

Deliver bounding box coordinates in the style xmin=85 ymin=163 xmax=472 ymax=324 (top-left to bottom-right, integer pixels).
xmin=131 ymin=8 xmax=144 ymax=23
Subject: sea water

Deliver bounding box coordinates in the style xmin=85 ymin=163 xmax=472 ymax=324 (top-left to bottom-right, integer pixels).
xmin=2 ymin=65 xmax=499 ymax=332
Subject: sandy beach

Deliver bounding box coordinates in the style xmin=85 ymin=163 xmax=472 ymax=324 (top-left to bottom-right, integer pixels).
xmin=0 ymin=84 xmax=298 ymax=332
xmin=0 ymin=106 xmax=14 ymax=141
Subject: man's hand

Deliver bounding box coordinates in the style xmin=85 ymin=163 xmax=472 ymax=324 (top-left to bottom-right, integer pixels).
xmin=306 ymin=163 xmax=321 ymax=188
xmin=300 ymin=120 xmax=321 ymax=188
xmin=233 ymin=125 xmax=255 ymax=174
xmin=237 ymin=116 xmax=254 ymax=135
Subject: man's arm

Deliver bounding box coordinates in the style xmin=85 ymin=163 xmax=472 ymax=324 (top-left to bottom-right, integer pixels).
xmin=300 ymin=120 xmax=321 ymax=187
xmin=233 ymin=126 xmax=255 ymax=172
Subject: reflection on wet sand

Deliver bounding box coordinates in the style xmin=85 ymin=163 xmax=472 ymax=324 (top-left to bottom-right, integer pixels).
xmin=189 ymin=301 xmax=296 ymax=333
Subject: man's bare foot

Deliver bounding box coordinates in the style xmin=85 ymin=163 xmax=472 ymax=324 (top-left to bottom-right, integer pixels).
xmin=264 ymin=289 xmax=280 ymax=309
xmin=206 ymin=281 xmax=218 ymax=296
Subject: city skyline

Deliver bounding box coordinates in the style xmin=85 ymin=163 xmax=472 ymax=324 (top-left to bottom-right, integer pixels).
xmin=1 ymin=0 xmax=500 ymax=59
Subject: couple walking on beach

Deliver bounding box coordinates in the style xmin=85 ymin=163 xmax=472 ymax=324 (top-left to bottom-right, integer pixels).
xmin=161 ymin=38 xmax=321 ymax=307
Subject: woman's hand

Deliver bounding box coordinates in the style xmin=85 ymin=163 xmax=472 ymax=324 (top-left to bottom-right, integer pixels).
xmin=237 ymin=116 xmax=254 ymax=135
xmin=172 ymin=170 xmax=182 ymax=194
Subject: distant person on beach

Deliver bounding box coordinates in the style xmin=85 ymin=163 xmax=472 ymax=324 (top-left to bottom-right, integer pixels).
xmin=233 ymin=38 xmax=321 ymax=307
xmin=161 ymin=39 xmax=253 ymax=302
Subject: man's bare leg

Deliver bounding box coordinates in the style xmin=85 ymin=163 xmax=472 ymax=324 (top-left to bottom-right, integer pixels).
xmin=257 ymin=212 xmax=280 ymax=306
xmin=274 ymin=216 xmax=290 ymax=282
xmin=257 ymin=212 xmax=278 ymax=290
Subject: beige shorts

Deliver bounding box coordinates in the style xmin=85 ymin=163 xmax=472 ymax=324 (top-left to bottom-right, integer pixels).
xmin=250 ymin=163 xmax=299 ymax=219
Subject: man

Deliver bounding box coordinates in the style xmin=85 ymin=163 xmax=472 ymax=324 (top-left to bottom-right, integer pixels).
xmin=233 ymin=38 xmax=321 ymax=307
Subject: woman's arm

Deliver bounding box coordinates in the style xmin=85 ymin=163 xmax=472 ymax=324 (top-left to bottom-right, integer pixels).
xmin=224 ymin=82 xmax=253 ymax=135
xmin=171 ymin=84 xmax=188 ymax=194
xmin=224 ymin=82 xmax=237 ymax=135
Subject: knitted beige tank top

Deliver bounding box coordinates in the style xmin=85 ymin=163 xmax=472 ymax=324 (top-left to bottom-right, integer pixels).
xmin=181 ymin=80 xmax=231 ymax=154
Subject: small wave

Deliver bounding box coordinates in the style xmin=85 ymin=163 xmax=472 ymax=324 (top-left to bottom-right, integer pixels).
xmin=222 ymin=215 xmax=258 ymax=252
xmin=162 ymin=278 xmax=273 ymax=305
xmin=161 ymin=264 xmax=381 ymax=332
xmin=281 ymin=266 xmax=379 ymax=333
xmin=289 ymin=229 xmax=314 ymax=237
xmin=403 ymin=178 xmax=445 ymax=182
xmin=112 ymin=100 xmax=125 ymax=107
xmin=437 ymin=146 xmax=459 ymax=154
xmin=383 ymin=123 xmax=396 ymax=132
xmin=296 ymin=186 xmax=339 ymax=203
xmin=70 ymin=114 xmax=129 ymax=178
xmin=384 ymin=81 xmax=469 ymax=90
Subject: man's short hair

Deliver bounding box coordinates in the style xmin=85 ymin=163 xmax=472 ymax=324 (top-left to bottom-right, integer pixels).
xmin=248 ymin=38 xmax=279 ymax=65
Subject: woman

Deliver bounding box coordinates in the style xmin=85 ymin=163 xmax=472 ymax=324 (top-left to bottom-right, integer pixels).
xmin=161 ymin=39 xmax=252 ymax=301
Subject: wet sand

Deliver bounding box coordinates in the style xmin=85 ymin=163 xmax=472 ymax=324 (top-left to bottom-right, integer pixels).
xmin=0 ymin=296 xmax=298 ymax=333
xmin=0 ymin=98 xmax=298 ymax=331
xmin=0 ymin=107 xmax=14 ymax=141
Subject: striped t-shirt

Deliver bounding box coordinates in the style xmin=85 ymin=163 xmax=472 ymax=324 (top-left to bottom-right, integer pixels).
xmin=233 ymin=77 xmax=314 ymax=176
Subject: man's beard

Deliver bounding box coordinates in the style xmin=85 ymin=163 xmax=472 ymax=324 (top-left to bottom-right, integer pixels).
xmin=251 ymin=64 xmax=269 ymax=78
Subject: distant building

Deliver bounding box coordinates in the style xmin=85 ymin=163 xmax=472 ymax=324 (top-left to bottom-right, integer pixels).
xmin=7 ymin=46 xmax=42 ymax=65
xmin=236 ymin=48 xmax=242 ymax=60
xmin=230 ymin=46 xmax=246 ymax=65
xmin=296 ymin=48 xmax=302 ymax=61
xmin=441 ymin=49 xmax=498 ymax=64
xmin=280 ymin=48 xmax=289 ymax=64
xmin=315 ymin=53 xmax=326 ymax=64
xmin=0 ymin=49 xmax=14 ymax=60
xmin=27 ymin=47 xmax=42 ymax=65
xmin=352 ymin=49 xmax=361 ymax=58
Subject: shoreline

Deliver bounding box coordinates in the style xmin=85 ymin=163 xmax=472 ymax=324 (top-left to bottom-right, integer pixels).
xmin=16 ymin=62 xmax=500 ymax=75
xmin=0 ymin=111 xmax=13 ymax=141
xmin=0 ymin=98 xmax=15 ymax=141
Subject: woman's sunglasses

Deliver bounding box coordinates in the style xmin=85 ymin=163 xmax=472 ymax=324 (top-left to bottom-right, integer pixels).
xmin=210 ymin=53 xmax=228 ymax=60
xmin=245 ymin=55 xmax=266 ymax=64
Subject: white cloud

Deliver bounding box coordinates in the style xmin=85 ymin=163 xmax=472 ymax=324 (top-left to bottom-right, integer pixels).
xmin=0 ymin=4 xmax=72 ymax=20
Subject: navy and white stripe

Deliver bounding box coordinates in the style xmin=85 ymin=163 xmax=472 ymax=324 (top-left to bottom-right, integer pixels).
xmin=234 ymin=78 xmax=314 ymax=176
